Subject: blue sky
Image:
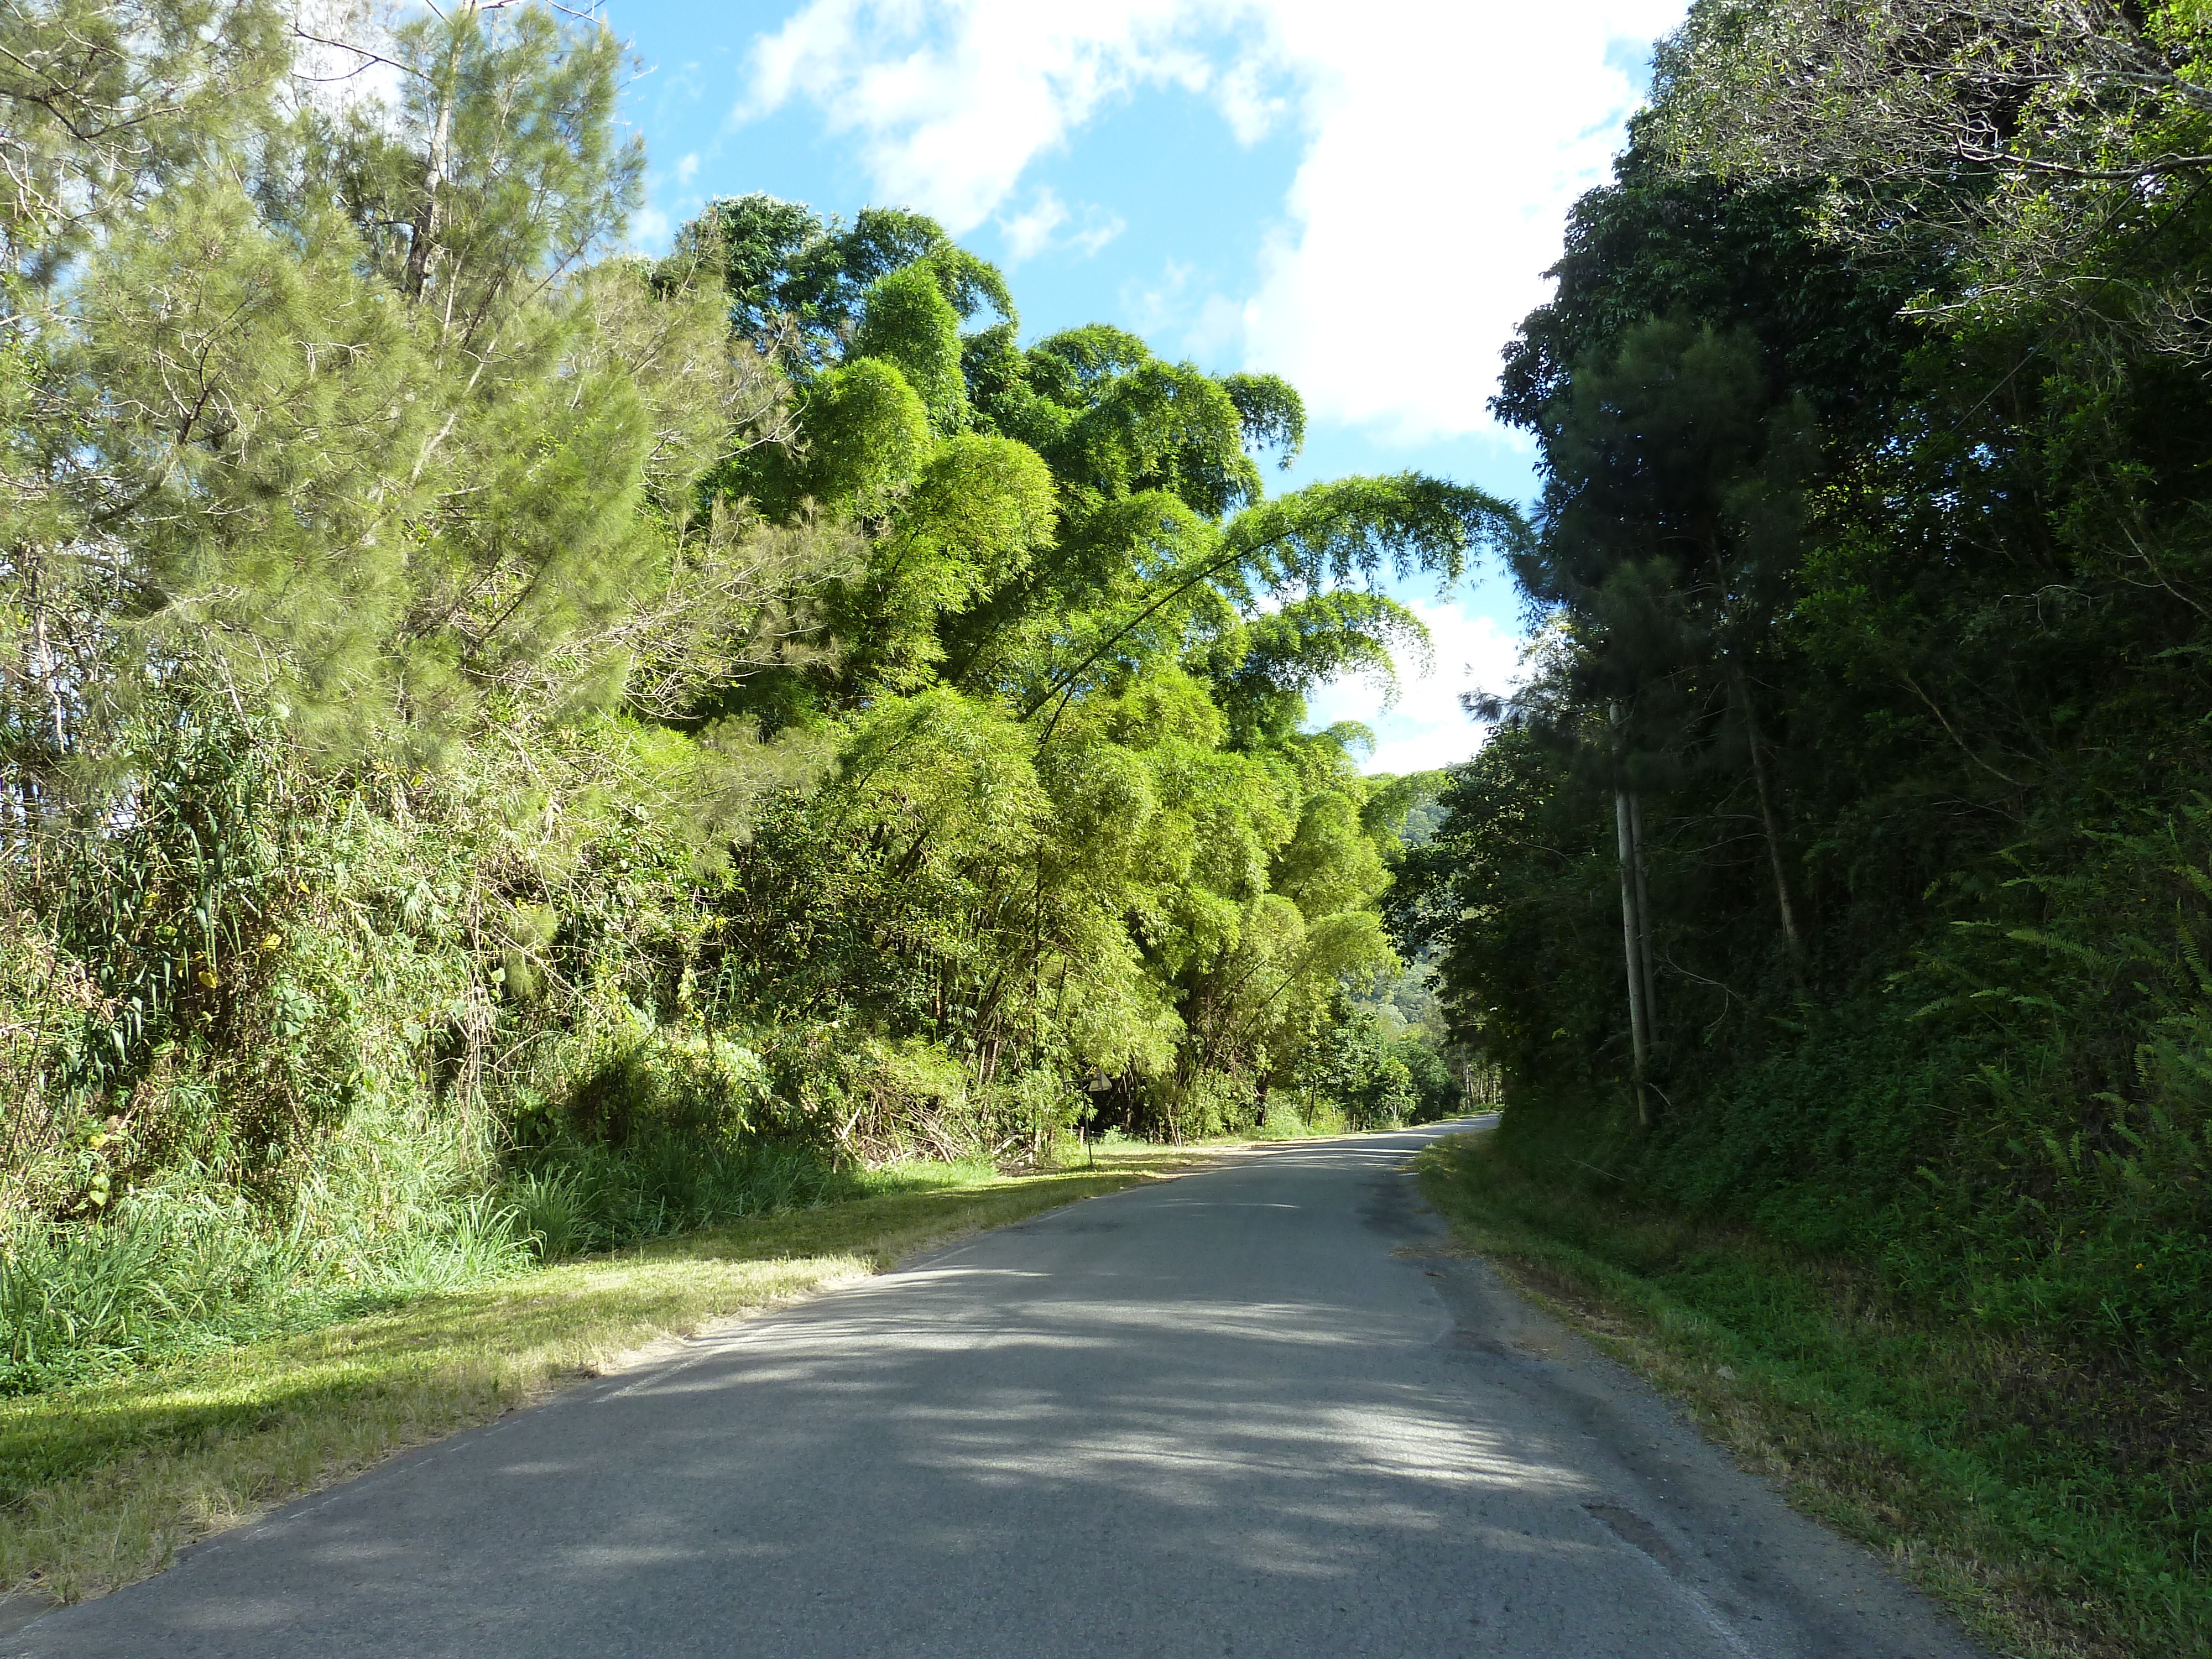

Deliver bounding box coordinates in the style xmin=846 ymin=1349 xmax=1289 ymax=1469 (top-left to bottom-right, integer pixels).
xmin=604 ymin=0 xmax=1686 ymax=772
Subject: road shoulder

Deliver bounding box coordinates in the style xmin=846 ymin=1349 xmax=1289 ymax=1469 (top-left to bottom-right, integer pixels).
xmin=1415 ymin=1126 xmax=2159 ymax=1659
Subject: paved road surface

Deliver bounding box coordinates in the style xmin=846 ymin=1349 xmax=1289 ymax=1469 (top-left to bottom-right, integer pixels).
xmin=19 ymin=1121 xmax=1987 ymax=1657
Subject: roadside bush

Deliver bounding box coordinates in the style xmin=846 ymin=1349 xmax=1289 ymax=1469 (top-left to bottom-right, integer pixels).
xmin=1165 ymin=1070 xmax=1261 ymax=1142
xmin=1394 ymin=1036 xmax=1464 ymax=1123
xmin=972 ymin=1067 xmax=1091 ymax=1165
xmin=1254 ymin=1094 xmax=1314 ymax=1139
xmin=502 ymin=1140 xmax=857 ymax=1261
xmin=753 ymin=1026 xmax=999 ymax=1162
xmin=559 ymin=1033 xmax=774 ymax=1150
xmin=1298 ymin=1011 xmax=1418 ymax=1129
xmin=1492 ymin=806 xmax=2212 ymax=1381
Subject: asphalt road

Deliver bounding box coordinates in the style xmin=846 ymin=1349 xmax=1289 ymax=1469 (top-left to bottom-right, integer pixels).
xmin=19 ymin=1120 xmax=1988 ymax=1658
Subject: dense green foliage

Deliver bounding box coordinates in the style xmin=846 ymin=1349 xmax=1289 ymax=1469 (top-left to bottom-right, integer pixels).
xmin=1393 ymin=0 xmax=2212 ymax=1606
xmin=1422 ymin=1134 xmax=2211 ymax=1657
xmin=0 ymin=2 xmax=1482 ymax=1389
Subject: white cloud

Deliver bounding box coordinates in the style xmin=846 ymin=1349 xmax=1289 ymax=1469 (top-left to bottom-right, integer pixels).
xmin=1303 ymin=598 xmax=1525 ymax=775
xmin=1123 ymin=258 xmax=1191 ymax=325
xmin=1001 ymin=187 xmax=1071 ymax=260
xmin=1213 ymin=52 xmax=1290 ymax=143
xmin=735 ymin=0 xmax=1687 ymax=437
xmin=675 ymin=152 xmax=702 ymax=186
xmin=998 ymin=186 xmax=1127 ymax=264
xmin=1068 ymin=212 xmax=1127 ymax=257
xmin=1240 ymin=3 xmax=1686 ymax=440
xmin=742 ymin=0 xmax=1228 ymax=231
xmin=1185 ymin=291 xmax=1246 ymax=359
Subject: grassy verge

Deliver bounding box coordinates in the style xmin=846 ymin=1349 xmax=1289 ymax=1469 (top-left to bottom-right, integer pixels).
xmin=0 ymin=1145 xmax=1212 ymax=1607
xmin=1416 ymin=1128 xmax=2208 ymax=1659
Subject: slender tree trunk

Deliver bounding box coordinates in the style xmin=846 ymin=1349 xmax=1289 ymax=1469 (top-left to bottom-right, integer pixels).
xmin=404 ymin=80 xmax=455 ymax=300
xmin=1615 ymin=783 xmax=1651 ymax=1126
xmin=1610 ymin=703 xmax=1653 ymax=1125
xmin=1629 ymin=789 xmax=1658 ymax=1036
xmin=1730 ymin=664 xmax=1802 ymax=954
xmin=26 ymin=550 xmax=64 ymax=758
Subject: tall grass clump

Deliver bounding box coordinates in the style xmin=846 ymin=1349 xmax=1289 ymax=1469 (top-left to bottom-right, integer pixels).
xmin=0 ymin=1073 xmax=550 ymax=1394
xmin=498 ymin=1029 xmax=862 ymax=1259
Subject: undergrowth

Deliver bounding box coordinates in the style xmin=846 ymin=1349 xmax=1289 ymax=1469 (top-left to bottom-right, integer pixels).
xmin=0 ymin=1120 xmax=1017 ymax=1398
xmin=1420 ymin=1129 xmax=2210 ymax=1659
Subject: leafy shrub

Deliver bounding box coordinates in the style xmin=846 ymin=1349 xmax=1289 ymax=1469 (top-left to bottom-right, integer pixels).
xmin=1297 ymin=1011 xmax=1419 ymax=1130
xmin=1488 ymin=807 xmax=2212 ymax=1380
xmin=560 ymin=1033 xmax=774 ymax=1150
xmin=1394 ymin=1035 xmax=1464 ymax=1123
xmin=1165 ymin=1070 xmax=1261 ymax=1141
xmin=501 ymin=1140 xmax=857 ymax=1261
xmin=972 ymin=1067 xmax=1091 ymax=1164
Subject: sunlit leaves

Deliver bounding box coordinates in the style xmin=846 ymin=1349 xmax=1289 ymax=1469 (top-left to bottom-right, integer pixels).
xmin=786 ymin=357 xmax=933 ymax=512
xmin=853 ymin=266 xmax=968 ymax=433
xmin=1220 ymin=473 xmax=1528 ymax=598
xmin=0 ymin=0 xmax=287 ymax=288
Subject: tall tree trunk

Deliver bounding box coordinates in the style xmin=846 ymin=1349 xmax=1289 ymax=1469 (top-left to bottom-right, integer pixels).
xmin=26 ymin=549 xmax=65 ymax=758
xmin=1629 ymin=789 xmax=1659 ymax=1033
xmin=1614 ymin=783 xmax=1652 ymax=1126
xmin=404 ymin=80 xmax=455 ymax=300
xmin=1729 ymin=664 xmax=1802 ymax=953
xmin=1610 ymin=703 xmax=1653 ymax=1125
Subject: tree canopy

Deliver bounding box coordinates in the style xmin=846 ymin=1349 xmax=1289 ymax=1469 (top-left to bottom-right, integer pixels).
xmin=1392 ymin=0 xmax=2212 ymax=1438
xmin=0 ymin=0 xmax=1504 ymax=1296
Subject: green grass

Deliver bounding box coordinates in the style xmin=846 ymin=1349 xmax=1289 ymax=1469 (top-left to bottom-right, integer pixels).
xmin=1416 ymin=1128 xmax=2209 ymax=1659
xmin=0 ymin=1144 xmax=1213 ymax=1607
xmin=1250 ymin=1097 xmax=1350 ymax=1140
